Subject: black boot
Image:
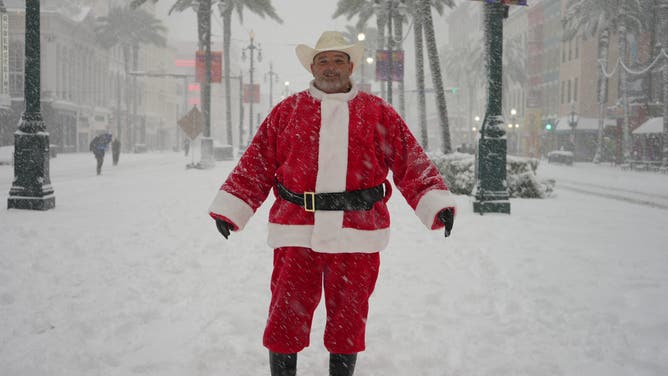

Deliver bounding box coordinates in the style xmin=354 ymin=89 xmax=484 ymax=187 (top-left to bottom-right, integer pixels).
xmin=329 ymin=353 xmax=357 ymax=376
xmin=269 ymin=351 xmax=297 ymax=376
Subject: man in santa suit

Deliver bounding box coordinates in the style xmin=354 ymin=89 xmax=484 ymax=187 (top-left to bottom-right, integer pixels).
xmin=208 ymin=31 xmax=456 ymax=376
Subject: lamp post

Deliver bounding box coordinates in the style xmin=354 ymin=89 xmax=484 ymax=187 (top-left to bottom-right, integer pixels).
xmin=8 ymin=0 xmax=55 ymax=210
xmin=358 ymin=33 xmax=366 ymax=84
xmin=242 ymin=30 xmax=261 ymax=146
xmin=568 ymin=101 xmax=579 ymax=158
xmin=472 ymin=115 xmax=481 ymax=147
xmin=508 ymin=108 xmax=520 ymax=155
xmin=265 ymin=61 xmax=278 ymax=108
xmin=283 ymin=81 xmax=290 ymax=98
xmin=473 ymin=1 xmax=511 ymax=215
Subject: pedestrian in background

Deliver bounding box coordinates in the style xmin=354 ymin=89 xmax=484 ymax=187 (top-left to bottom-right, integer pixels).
xmin=90 ymin=132 xmax=112 ymax=175
xmin=112 ymin=137 xmax=121 ymax=166
xmin=208 ymin=31 xmax=455 ymax=376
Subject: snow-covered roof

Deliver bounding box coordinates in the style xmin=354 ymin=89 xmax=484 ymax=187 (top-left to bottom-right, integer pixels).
xmin=554 ymin=116 xmax=616 ymax=131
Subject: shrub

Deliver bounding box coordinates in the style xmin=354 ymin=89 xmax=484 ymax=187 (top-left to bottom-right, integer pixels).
xmin=428 ymin=152 xmax=554 ymax=198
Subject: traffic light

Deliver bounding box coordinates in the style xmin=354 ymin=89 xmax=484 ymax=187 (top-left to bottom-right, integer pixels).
xmin=545 ymin=122 xmax=553 ymax=131
xmin=446 ymin=87 xmax=458 ymax=94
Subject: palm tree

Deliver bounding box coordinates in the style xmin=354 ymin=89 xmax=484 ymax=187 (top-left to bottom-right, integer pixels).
xmin=334 ymin=0 xmax=456 ymax=153
xmin=563 ymin=0 xmax=644 ymax=164
xmin=95 ymin=5 xmax=167 ymax=154
xmin=133 ymin=0 xmax=282 ymax=146
xmin=418 ymin=0 xmax=455 ymax=153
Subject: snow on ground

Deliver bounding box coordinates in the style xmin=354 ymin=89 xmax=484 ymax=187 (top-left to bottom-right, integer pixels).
xmin=1 ymin=151 xmax=667 ymax=376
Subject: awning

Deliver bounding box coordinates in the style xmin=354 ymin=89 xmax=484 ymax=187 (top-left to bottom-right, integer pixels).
xmin=555 ymin=116 xmax=616 ymax=131
xmin=633 ymin=117 xmax=664 ymax=135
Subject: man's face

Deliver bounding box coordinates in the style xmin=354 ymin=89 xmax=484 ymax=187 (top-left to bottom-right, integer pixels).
xmin=310 ymin=51 xmax=354 ymax=93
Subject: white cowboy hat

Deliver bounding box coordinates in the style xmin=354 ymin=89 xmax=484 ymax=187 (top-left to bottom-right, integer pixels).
xmin=295 ymin=31 xmax=364 ymax=74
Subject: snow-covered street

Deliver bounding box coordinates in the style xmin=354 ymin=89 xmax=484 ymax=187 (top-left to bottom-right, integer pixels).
xmin=1 ymin=151 xmax=668 ymax=376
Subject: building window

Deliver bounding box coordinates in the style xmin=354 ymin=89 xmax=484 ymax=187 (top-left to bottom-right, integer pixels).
xmin=562 ymin=41 xmax=566 ymax=63
xmin=568 ymin=40 xmax=572 ymax=61
xmin=9 ymin=40 xmax=24 ymax=97
xmin=575 ymin=37 xmax=579 ymax=59
xmin=561 ymin=81 xmax=566 ymax=104
xmin=567 ymin=79 xmax=572 ymax=104
xmin=574 ymin=77 xmax=578 ymax=102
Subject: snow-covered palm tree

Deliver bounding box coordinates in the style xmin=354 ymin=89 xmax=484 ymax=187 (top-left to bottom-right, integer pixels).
xmin=131 ymin=0 xmax=282 ymax=147
xmin=95 ymin=5 xmax=167 ymax=152
xmin=334 ymin=0 xmax=455 ymax=153
xmin=563 ymin=0 xmax=644 ymax=163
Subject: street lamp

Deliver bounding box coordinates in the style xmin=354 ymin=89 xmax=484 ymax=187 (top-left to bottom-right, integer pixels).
xmin=358 ymin=33 xmax=367 ymax=85
xmin=472 ymin=115 xmax=481 ymax=146
xmin=265 ymin=61 xmax=278 ymax=108
xmin=568 ymin=101 xmax=579 ymax=158
xmin=283 ymin=81 xmax=290 ymax=98
xmin=8 ymin=0 xmax=55 ymax=210
xmin=473 ymin=1 xmax=512 ymax=215
xmin=509 ymin=108 xmax=519 ymax=155
xmin=241 ymin=30 xmax=261 ymax=146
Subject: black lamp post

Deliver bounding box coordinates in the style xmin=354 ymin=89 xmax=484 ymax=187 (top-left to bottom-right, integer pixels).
xmin=568 ymin=101 xmax=579 ymax=157
xmin=473 ymin=1 xmax=511 ymax=215
xmin=242 ymin=30 xmax=261 ymax=147
xmin=8 ymin=0 xmax=55 ymax=210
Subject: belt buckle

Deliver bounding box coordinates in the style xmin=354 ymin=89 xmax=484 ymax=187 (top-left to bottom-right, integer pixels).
xmin=303 ymin=191 xmax=316 ymax=212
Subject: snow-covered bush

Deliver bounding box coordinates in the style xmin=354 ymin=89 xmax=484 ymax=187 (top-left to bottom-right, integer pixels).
xmin=428 ymin=152 xmax=554 ymax=198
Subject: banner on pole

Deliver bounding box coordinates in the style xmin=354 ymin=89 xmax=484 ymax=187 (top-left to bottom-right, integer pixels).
xmin=375 ymin=50 xmax=404 ymax=82
xmin=243 ymin=84 xmax=260 ymax=103
xmin=195 ymin=51 xmax=222 ymax=83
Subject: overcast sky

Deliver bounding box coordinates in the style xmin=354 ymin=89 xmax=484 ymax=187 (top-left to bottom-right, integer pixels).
xmin=155 ymin=1 xmax=353 ymax=92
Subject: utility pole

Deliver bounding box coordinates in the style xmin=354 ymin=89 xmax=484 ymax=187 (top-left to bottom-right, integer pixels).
xmin=8 ymin=0 xmax=55 ymax=210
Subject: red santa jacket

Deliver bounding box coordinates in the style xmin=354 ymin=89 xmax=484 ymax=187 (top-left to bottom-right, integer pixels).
xmin=209 ymin=82 xmax=456 ymax=253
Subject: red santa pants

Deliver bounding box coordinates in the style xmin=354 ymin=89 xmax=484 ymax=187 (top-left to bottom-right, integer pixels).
xmin=263 ymin=247 xmax=380 ymax=354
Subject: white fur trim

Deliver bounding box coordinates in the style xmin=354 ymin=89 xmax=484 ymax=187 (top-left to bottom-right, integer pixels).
xmin=415 ymin=189 xmax=457 ymax=229
xmin=268 ymin=223 xmax=390 ymax=253
xmin=308 ymin=81 xmax=358 ymax=102
xmin=208 ymin=190 xmax=255 ymax=230
xmin=311 ymin=95 xmax=350 ymax=245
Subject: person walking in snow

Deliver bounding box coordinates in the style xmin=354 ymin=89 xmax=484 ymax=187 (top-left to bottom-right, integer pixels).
xmin=111 ymin=137 xmax=121 ymax=166
xmin=208 ymin=31 xmax=456 ymax=376
xmin=90 ymin=132 xmax=112 ymax=175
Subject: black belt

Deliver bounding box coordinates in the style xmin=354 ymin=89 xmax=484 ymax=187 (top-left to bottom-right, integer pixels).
xmin=276 ymin=181 xmax=385 ymax=212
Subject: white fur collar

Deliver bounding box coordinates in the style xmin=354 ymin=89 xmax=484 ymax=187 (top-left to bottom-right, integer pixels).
xmin=308 ymin=80 xmax=359 ymax=102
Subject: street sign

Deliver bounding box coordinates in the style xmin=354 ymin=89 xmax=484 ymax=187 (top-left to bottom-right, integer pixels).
xmin=178 ymin=106 xmax=204 ymax=139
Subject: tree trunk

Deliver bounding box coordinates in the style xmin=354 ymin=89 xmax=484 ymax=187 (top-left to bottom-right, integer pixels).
xmin=420 ymin=0 xmax=451 ymax=153
xmin=132 ymin=44 xmax=139 ymax=149
xmin=618 ymin=8 xmax=631 ymax=163
xmin=593 ymin=28 xmax=610 ymax=164
xmin=123 ymin=44 xmax=131 ymax=152
xmin=394 ymin=13 xmax=405 ymax=119
xmin=222 ymin=5 xmax=234 ymax=146
xmin=413 ymin=6 xmax=428 ymax=149
xmin=376 ymin=13 xmax=386 ymax=100
xmin=661 ymin=3 xmax=668 ymax=168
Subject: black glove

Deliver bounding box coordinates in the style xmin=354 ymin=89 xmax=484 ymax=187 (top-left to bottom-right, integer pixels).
xmin=437 ymin=209 xmax=454 ymax=238
xmin=215 ymin=219 xmax=233 ymax=239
